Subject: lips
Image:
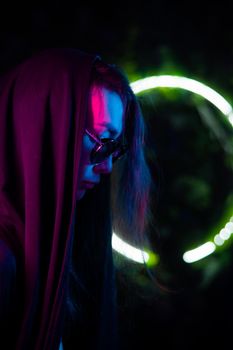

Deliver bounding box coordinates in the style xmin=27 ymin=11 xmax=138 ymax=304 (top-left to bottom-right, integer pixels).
xmin=83 ymin=181 xmax=96 ymax=189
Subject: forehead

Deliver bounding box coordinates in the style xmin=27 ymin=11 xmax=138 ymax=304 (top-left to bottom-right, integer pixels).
xmin=87 ymin=85 xmax=124 ymax=137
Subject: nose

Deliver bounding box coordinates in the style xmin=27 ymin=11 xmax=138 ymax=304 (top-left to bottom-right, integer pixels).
xmin=93 ymin=156 xmax=113 ymax=174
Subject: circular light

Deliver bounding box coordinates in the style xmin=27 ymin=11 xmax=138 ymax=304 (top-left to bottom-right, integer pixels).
xmin=130 ymin=75 xmax=233 ymax=125
xmin=112 ymin=75 xmax=233 ymax=264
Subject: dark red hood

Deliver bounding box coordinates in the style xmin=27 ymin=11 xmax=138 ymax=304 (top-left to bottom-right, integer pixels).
xmin=0 ymin=48 xmax=98 ymax=349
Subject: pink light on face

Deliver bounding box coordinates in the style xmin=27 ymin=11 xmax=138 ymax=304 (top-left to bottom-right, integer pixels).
xmin=88 ymin=86 xmax=124 ymax=137
xmin=76 ymin=86 xmax=124 ymax=201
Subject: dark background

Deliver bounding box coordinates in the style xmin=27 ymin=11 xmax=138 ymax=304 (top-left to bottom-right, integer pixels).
xmin=1 ymin=2 xmax=233 ymax=349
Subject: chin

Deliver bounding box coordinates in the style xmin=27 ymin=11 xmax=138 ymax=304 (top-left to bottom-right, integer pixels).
xmin=76 ymin=189 xmax=86 ymax=200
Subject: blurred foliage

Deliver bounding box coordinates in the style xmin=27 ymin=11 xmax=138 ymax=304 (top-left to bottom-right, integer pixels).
xmin=116 ymin=85 xmax=233 ymax=350
xmin=140 ymin=88 xmax=233 ymax=284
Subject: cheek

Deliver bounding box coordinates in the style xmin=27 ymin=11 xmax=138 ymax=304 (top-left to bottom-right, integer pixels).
xmin=81 ymin=135 xmax=93 ymax=163
xmin=77 ymin=153 xmax=89 ymax=187
xmin=77 ymin=135 xmax=94 ymax=184
xmin=80 ymin=151 xmax=89 ymax=168
xmin=78 ymin=162 xmax=95 ymax=185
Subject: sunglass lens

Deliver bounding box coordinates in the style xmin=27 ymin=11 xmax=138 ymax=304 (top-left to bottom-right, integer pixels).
xmin=91 ymin=142 xmax=118 ymax=163
xmin=91 ymin=140 xmax=128 ymax=164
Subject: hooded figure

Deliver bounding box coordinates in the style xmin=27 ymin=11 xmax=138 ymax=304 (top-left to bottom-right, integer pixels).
xmin=0 ymin=48 xmax=152 ymax=349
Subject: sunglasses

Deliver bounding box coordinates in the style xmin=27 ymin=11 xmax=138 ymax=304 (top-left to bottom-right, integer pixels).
xmin=85 ymin=128 xmax=129 ymax=164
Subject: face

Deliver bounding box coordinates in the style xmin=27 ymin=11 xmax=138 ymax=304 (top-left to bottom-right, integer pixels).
xmin=76 ymin=85 xmax=124 ymax=200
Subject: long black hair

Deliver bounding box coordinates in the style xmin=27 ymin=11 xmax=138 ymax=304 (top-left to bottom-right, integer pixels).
xmin=90 ymin=59 xmax=153 ymax=245
xmin=63 ymin=58 xmax=154 ymax=349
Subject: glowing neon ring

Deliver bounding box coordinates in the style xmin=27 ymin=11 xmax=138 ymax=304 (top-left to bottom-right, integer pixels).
xmin=112 ymin=75 xmax=233 ymax=264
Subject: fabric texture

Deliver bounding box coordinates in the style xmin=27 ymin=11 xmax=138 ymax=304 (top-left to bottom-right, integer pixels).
xmin=0 ymin=48 xmax=117 ymax=349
